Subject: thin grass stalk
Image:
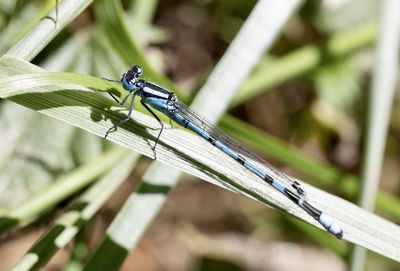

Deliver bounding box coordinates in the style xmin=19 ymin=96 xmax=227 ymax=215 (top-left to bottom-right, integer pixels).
xmin=349 ymin=0 xmax=400 ymax=270
xmin=231 ymin=22 xmax=377 ymax=106
xmin=130 ymin=0 xmax=158 ymax=24
xmin=6 ymin=0 xmax=93 ymax=61
xmin=94 ymin=0 xmax=176 ymax=91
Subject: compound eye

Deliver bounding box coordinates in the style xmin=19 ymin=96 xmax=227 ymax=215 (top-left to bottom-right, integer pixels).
xmin=131 ymin=65 xmax=143 ymax=77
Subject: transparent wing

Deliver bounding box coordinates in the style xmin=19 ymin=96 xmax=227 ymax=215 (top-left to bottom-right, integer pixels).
xmin=175 ymin=102 xmax=307 ymax=198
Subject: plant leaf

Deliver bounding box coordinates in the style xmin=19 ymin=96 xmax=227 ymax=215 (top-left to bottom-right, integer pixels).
xmin=1 ymin=56 xmax=400 ymax=262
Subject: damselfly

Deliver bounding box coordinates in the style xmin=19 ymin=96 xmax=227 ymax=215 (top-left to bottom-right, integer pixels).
xmin=103 ymin=65 xmax=343 ymax=239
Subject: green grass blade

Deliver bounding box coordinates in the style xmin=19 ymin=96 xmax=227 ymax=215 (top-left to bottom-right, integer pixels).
xmin=0 ymin=0 xmax=54 ymax=54
xmin=0 ymin=147 xmax=126 ymax=233
xmin=219 ymin=114 xmax=400 ymax=220
xmin=130 ymin=0 xmax=159 ymax=24
xmin=0 ymin=112 xmax=77 ymax=209
xmin=6 ymin=0 xmax=93 ymax=61
xmin=1 ymin=57 xmax=400 ymax=261
xmin=94 ymin=0 xmax=176 ymax=91
xmin=10 ymin=150 xmax=138 ymax=271
xmin=232 ymin=22 xmax=377 ymax=106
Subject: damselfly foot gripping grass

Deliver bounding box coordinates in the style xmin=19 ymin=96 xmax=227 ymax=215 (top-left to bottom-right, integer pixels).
xmin=103 ymin=65 xmax=344 ymax=239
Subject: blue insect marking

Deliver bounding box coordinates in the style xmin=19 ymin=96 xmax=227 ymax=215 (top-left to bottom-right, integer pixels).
xmin=103 ymin=65 xmax=344 ymax=239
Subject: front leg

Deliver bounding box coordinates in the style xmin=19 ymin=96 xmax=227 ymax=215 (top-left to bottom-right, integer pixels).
xmin=102 ymin=77 xmax=130 ymax=105
xmin=102 ymin=77 xmax=120 ymax=84
xmin=107 ymin=91 xmax=131 ymax=105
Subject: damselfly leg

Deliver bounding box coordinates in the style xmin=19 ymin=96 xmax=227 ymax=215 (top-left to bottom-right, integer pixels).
xmin=104 ymin=92 xmax=136 ymax=138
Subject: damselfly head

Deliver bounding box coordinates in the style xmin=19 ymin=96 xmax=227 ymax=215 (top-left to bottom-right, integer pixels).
xmin=130 ymin=65 xmax=143 ymax=77
xmin=121 ymin=65 xmax=143 ymax=91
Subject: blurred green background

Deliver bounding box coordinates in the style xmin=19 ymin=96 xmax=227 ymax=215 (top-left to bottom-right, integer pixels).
xmin=0 ymin=0 xmax=399 ymax=270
